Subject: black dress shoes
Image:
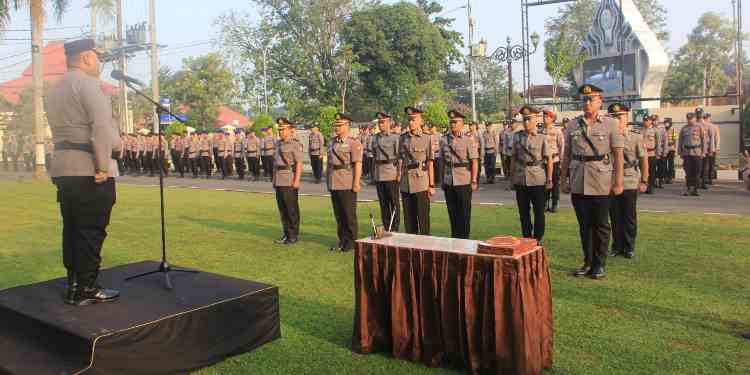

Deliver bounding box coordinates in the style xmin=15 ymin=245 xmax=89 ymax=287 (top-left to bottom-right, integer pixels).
xmin=284 ymin=237 xmax=298 ymax=245
xmin=589 ymin=268 xmax=606 ymax=280
xmin=573 ymin=265 xmax=591 ymax=277
xmin=609 ymin=250 xmax=621 ymax=257
xmin=329 ymin=245 xmax=341 ymax=252
xmin=624 ymin=251 xmax=634 ymax=259
xmin=275 ymin=236 xmax=288 ymax=244
xmin=66 ymin=286 xmax=120 ymax=306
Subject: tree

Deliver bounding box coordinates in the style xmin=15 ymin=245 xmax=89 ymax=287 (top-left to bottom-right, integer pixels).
xmin=662 ymin=12 xmax=735 ymax=102
xmin=173 ymin=53 xmax=237 ymax=131
xmin=87 ymin=0 xmax=115 ymax=36
xmin=423 ymin=100 xmax=448 ymax=131
xmin=318 ymin=105 xmax=338 ymax=139
xmin=342 ymin=1 xmax=462 ymax=117
xmin=544 ymin=24 xmax=587 ymax=102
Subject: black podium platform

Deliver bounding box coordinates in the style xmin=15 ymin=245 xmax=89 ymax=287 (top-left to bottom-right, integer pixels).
xmin=0 ymin=261 xmax=280 ymax=375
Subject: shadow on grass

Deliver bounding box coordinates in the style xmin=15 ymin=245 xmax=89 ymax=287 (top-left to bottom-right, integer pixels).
xmin=179 ymin=216 xmax=337 ymax=248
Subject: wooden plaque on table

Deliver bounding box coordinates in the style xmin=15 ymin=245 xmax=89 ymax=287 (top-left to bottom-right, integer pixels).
xmin=477 ymin=235 xmax=538 ymax=257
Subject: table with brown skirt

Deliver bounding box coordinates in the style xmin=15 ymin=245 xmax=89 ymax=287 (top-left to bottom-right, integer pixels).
xmin=352 ymin=233 xmax=553 ymax=375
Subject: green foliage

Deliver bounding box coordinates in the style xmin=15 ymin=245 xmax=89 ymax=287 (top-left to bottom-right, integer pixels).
xmin=544 ymin=24 xmax=587 ymax=100
xmin=318 ymin=106 xmax=338 ymax=139
xmin=164 ymin=122 xmax=186 ymax=137
xmin=252 ymin=112 xmax=273 ymax=136
xmin=663 ymin=12 xmax=735 ymax=99
xmin=422 ymin=101 xmax=448 ymax=131
xmin=173 ymin=53 xmax=237 ymax=131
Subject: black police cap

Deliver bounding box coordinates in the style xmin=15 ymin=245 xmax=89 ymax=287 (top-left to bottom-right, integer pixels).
xmin=607 ymin=103 xmax=630 ymax=114
xmin=695 ymin=107 xmax=705 ymax=115
xmin=64 ymin=38 xmax=99 ymax=56
xmin=334 ymin=112 xmax=352 ymax=122
xmin=577 ymin=84 xmax=604 ymax=96
xmin=686 ymin=112 xmax=696 ymax=119
xmin=376 ymin=112 xmax=391 ymax=120
xmin=276 ymin=117 xmax=293 ymax=126
xmin=519 ymin=105 xmax=541 ymax=118
xmin=404 ymin=106 xmax=424 ymax=115
xmin=447 ymin=110 xmax=465 ymax=119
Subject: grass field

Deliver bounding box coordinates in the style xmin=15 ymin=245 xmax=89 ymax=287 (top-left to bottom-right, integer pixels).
xmin=1 ymin=179 xmax=749 ymax=375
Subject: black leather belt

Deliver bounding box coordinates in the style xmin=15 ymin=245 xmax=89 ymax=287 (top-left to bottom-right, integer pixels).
xmin=685 ymin=145 xmax=700 ymax=149
xmin=625 ymin=161 xmax=639 ymax=169
xmin=572 ymin=155 xmax=605 ymax=162
xmin=376 ymin=159 xmax=397 ymax=165
xmin=275 ymin=166 xmax=291 ymax=170
xmin=407 ymin=162 xmax=427 ymax=170
xmin=55 ymin=142 xmax=93 ymax=154
xmin=111 ymin=151 xmax=120 ymax=159
xmin=647 ymin=148 xmax=656 ymax=152
xmin=332 ymin=165 xmax=351 ymax=171
xmin=310 ymin=148 xmax=320 ymax=153
xmin=447 ymin=162 xmax=469 ymax=168
xmin=525 ymin=161 xmax=543 ymax=167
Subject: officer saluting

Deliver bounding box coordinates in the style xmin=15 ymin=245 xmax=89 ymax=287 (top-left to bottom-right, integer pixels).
xmin=273 ymin=118 xmax=303 ymax=245
xmin=372 ymin=112 xmax=401 ymax=231
xmin=327 ymin=113 xmax=363 ymax=252
xmin=45 ymin=38 xmax=120 ymax=305
xmin=561 ymin=84 xmax=625 ymax=280
xmin=440 ymin=110 xmax=479 ymax=239
xmin=679 ymin=112 xmax=704 ymax=196
xmin=607 ymin=103 xmax=648 ymax=259
xmin=511 ymin=106 xmax=553 ymax=243
xmin=399 ymin=106 xmax=435 ymax=235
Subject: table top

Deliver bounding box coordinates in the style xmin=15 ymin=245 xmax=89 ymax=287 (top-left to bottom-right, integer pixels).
xmin=357 ymin=233 xmax=541 ymax=259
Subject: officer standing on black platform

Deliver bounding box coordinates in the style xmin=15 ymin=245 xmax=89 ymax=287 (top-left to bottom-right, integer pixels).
xmin=607 ymin=103 xmax=648 ymax=259
xmin=372 ymin=112 xmax=401 ymax=231
xmin=679 ymin=112 xmax=704 ymax=196
xmin=561 ymin=84 xmax=625 ymax=280
xmin=399 ymin=107 xmax=435 ymax=235
xmin=46 ymin=39 xmax=120 ymax=305
xmin=327 ymin=113 xmax=363 ymax=252
xmin=440 ymin=110 xmax=478 ymax=239
xmin=273 ymin=118 xmax=303 ymax=245
xmin=511 ymin=106 xmax=553 ymax=243
xmin=309 ymin=123 xmax=325 ymax=184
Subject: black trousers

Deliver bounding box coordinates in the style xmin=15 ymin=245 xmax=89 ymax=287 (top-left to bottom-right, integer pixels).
xmin=171 ymin=150 xmax=182 ymax=174
xmin=54 ymin=177 xmax=115 ymax=288
xmin=445 ymin=184 xmax=472 ymax=239
xmin=502 ymin=156 xmax=512 ymax=179
xmin=181 ymin=156 xmax=190 ymax=177
xmin=571 ymin=194 xmax=611 ymax=270
xmin=235 ymin=156 xmax=246 ymax=178
xmin=609 ymin=190 xmax=638 ymax=253
xmin=376 ymin=181 xmax=400 ymax=232
xmin=275 ymin=187 xmax=300 ymax=240
xmin=484 ymin=153 xmax=497 ymax=181
xmin=363 ymin=156 xmax=372 ymax=178
xmin=137 ymin=152 xmax=145 ymax=173
xmin=213 ymin=149 xmax=223 ymax=175
xmin=402 ymin=191 xmax=430 ymax=235
xmin=310 ymin=155 xmax=323 ymax=181
xmin=666 ymin=151 xmax=676 ymax=179
xmin=656 ymin=156 xmax=666 ymax=180
xmin=223 ymin=156 xmax=234 ymax=177
xmin=545 ymin=162 xmax=561 ymax=205
xmin=247 ymin=156 xmax=260 ymax=178
xmin=145 ymin=151 xmax=155 ymax=175
xmin=702 ymin=156 xmax=712 ymax=184
xmin=683 ymin=156 xmax=702 ymax=188
xmin=708 ymin=154 xmax=717 ymax=180
xmin=116 ymin=157 xmax=125 ymax=174
xmin=261 ymin=156 xmax=274 ymax=178
xmin=331 ymin=190 xmax=358 ymax=250
xmin=433 ymin=158 xmax=442 ymax=184
xmin=647 ymin=156 xmax=657 ymax=188
xmin=154 ymin=151 xmax=168 ymax=176
xmin=190 ymin=158 xmax=199 ymax=177
xmin=515 ymin=185 xmax=546 ymax=241
xmin=2 ymin=151 xmax=8 ymax=170
xmin=23 ymin=153 xmax=33 ymax=171
xmin=200 ymin=156 xmax=212 ymax=176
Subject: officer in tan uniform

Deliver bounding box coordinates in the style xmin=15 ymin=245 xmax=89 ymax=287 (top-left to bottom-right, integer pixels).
xmin=309 ymin=123 xmax=325 ymax=184
xmin=468 ymin=121 xmax=484 ymax=180
xmin=399 ymin=106 xmax=434 ymax=235
xmin=694 ymin=108 xmax=710 ymax=189
xmin=679 ymin=112 xmax=705 ymax=196
xmin=327 ymin=113 xmax=363 ymax=252
xmin=482 ymin=122 xmax=500 ymax=183
xmin=359 ymin=125 xmax=373 ymax=183
xmin=653 ymin=115 xmax=667 ymax=188
xmin=233 ymin=130 xmax=246 ymax=180
xmin=273 ymin=118 xmax=303 ymax=245
xmin=607 ymin=103 xmax=648 ymax=259
xmin=428 ymin=123 xmax=442 ymax=185
xmin=372 ymin=112 xmax=401 ymax=231
xmin=188 ymin=132 xmax=200 ymax=178
xmin=261 ymin=128 xmax=276 ymax=181
xmin=642 ymin=116 xmax=659 ymax=194
xmin=1 ymin=133 xmax=9 ymax=171
xmin=46 ymin=38 xmax=120 ymax=305
xmin=511 ymin=106 xmax=553 ymax=243
xmin=542 ymin=109 xmax=564 ymax=213
xmin=703 ymin=112 xmax=719 ymax=186
xmin=440 ymin=110 xmax=479 ymax=239
xmin=665 ymin=118 xmax=677 ymax=184
xmin=245 ymin=130 xmax=261 ymax=181
xmin=199 ymin=131 xmax=213 ymax=177
xmin=561 ymin=84 xmax=625 ymax=280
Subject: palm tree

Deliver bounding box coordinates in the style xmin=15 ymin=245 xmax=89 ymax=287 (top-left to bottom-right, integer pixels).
xmin=87 ymin=0 xmax=114 ymax=37
xmin=0 ymin=1 xmax=70 ymax=178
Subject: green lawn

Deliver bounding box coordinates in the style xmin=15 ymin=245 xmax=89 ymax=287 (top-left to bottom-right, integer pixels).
xmin=1 ymin=180 xmax=749 ymax=375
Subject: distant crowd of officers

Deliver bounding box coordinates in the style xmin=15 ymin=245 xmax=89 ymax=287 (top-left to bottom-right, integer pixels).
xmin=0 ymin=134 xmax=38 ymax=172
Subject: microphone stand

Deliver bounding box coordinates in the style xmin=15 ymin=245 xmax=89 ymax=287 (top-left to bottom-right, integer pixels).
xmin=121 ymin=81 xmax=198 ymax=290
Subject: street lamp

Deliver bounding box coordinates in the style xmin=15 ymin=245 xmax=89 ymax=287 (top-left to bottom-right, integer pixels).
xmin=478 ymin=32 xmax=539 ymax=122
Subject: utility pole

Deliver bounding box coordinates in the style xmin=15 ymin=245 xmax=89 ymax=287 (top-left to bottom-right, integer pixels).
xmin=467 ymin=0 xmax=477 ymax=122
xmin=262 ymin=47 xmax=269 ymax=113
xmin=116 ymin=0 xmax=129 ymax=133
xmin=31 ymin=0 xmax=45 ymax=178
xmin=90 ymin=3 xmax=97 ymax=38
xmin=736 ymin=0 xmax=746 ymax=183
xmin=150 ymin=0 xmax=159 ymax=134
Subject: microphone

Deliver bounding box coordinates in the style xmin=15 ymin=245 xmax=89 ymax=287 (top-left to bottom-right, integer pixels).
xmin=111 ymin=70 xmax=146 ymax=87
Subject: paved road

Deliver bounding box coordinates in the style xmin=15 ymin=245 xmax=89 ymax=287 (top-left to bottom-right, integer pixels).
xmin=5 ymin=170 xmax=747 ymax=216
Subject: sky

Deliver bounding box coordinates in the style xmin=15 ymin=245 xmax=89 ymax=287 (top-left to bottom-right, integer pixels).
xmin=0 ymin=0 xmax=746 ymax=90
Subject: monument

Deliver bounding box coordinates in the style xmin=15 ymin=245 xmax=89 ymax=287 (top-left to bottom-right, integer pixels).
xmin=574 ymin=0 xmax=669 ymax=108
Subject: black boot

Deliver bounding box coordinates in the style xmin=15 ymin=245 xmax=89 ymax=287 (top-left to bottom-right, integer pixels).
xmin=64 ymin=272 xmax=79 ymax=305
xmin=275 ymin=235 xmax=288 ymax=244
xmin=573 ymin=264 xmax=591 ymax=277
xmin=73 ymin=285 xmax=120 ymax=306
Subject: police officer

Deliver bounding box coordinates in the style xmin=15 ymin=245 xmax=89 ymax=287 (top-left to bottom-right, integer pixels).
xmin=199 ymin=131 xmax=213 ymax=177
xmin=482 ymin=122 xmax=500 ymax=183
xmin=642 ymin=115 xmax=659 ymax=194
xmin=360 ymin=125 xmax=373 ymax=182
xmin=327 ymin=113 xmax=363 ymax=252
xmin=234 ymin=130 xmax=246 ymax=180
xmin=468 ymin=122 xmax=484 ymax=180
xmin=511 ymin=106 xmax=553 ymax=243
xmin=1 ymin=133 xmax=9 ymax=171
xmin=441 ymin=110 xmax=479 ymax=239
xmin=308 ymin=123 xmax=325 ymax=184
xmin=245 ymin=130 xmax=261 ymax=181
xmin=212 ymin=131 xmax=223 ymax=177
xmin=428 ymin=123 xmax=442 ymax=185
xmin=171 ymin=133 xmax=184 ymax=177
xmin=261 ymin=128 xmax=276 ymax=181
xmin=542 ymin=109 xmax=564 ymax=213
xmin=561 ymin=84 xmax=625 ymax=280
xmin=679 ymin=112 xmax=704 ymax=196
xmin=665 ymin=118 xmax=677 ymax=184
xmin=704 ymin=113 xmax=719 ymax=185
xmin=188 ymin=132 xmax=200 ymax=178
xmin=273 ymin=118 xmax=303 ymax=245
xmin=655 ymin=115 xmax=668 ymax=188
xmin=399 ymin=107 xmax=435 ymax=235
xmin=372 ymin=112 xmax=401 ymax=231
xmin=46 ymin=38 xmax=120 ymax=305
xmin=144 ymin=133 xmax=155 ymax=176
xmin=607 ymin=103 xmax=648 ymax=259
xmin=695 ymin=108 xmax=710 ymax=189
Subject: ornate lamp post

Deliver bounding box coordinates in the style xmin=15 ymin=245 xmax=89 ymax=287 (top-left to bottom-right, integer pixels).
xmin=478 ymin=32 xmax=539 ymax=122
